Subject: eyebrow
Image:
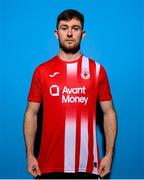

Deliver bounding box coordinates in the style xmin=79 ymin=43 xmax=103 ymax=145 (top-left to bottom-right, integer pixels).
xmin=59 ymin=24 xmax=81 ymax=28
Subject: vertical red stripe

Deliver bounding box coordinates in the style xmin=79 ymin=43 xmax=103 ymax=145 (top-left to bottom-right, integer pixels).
xmin=75 ymin=58 xmax=83 ymax=172
xmin=86 ymin=108 xmax=94 ymax=173
xmin=75 ymin=109 xmax=81 ymax=172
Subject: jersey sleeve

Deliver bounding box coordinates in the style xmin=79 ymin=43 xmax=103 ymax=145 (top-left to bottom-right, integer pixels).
xmin=28 ymin=66 xmax=42 ymax=103
xmin=97 ymin=65 xmax=112 ymax=101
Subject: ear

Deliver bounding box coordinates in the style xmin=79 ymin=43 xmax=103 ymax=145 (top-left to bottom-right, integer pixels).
xmin=54 ymin=30 xmax=59 ymax=39
xmin=82 ymin=30 xmax=86 ymax=39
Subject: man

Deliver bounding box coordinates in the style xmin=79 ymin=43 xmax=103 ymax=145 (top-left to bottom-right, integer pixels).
xmin=24 ymin=9 xmax=117 ymax=179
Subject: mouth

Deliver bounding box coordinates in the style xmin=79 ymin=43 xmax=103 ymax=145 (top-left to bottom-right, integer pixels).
xmin=65 ymin=39 xmax=75 ymax=42
xmin=65 ymin=40 xmax=75 ymax=44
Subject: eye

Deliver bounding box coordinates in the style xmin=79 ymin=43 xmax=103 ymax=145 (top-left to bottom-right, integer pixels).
xmin=60 ymin=26 xmax=67 ymax=31
xmin=72 ymin=27 xmax=80 ymax=31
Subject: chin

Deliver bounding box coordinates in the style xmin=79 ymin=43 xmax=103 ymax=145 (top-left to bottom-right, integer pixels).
xmin=59 ymin=42 xmax=80 ymax=54
xmin=66 ymin=46 xmax=75 ymax=50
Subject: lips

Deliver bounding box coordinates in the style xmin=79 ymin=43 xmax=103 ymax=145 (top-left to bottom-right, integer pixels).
xmin=65 ymin=39 xmax=75 ymax=42
xmin=65 ymin=40 xmax=75 ymax=44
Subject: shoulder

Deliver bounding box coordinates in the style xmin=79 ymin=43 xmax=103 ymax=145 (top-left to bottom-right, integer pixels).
xmin=38 ymin=56 xmax=57 ymax=69
xmin=34 ymin=56 xmax=57 ymax=73
xmin=89 ymin=57 xmax=106 ymax=71
xmin=85 ymin=56 xmax=108 ymax=78
xmin=85 ymin=56 xmax=101 ymax=67
xmin=85 ymin=56 xmax=102 ymax=70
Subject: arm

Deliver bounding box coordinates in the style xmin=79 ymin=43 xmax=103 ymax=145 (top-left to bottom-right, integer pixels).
xmin=98 ymin=100 xmax=117 ymax=177
xmin=24 ymin=102 xmax=41 ymax=177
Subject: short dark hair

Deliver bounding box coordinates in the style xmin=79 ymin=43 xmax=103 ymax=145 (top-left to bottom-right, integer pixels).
xmin=56 ymin=9 xmax=84 ymax=30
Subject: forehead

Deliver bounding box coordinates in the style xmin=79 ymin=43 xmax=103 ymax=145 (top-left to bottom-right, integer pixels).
xmin=59 ymin=18 xmax=81 ymax=27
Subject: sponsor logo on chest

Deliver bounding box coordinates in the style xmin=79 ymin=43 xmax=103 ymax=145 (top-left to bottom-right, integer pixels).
xmin=49 ymin=85 xmax=88 ymax=105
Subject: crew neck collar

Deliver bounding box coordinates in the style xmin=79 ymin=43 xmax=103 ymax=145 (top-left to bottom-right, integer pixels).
xmin=57 ymin=54 xmax=83 ymax=64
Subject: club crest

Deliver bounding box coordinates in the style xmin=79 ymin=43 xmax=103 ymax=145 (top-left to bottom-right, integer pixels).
xmin=81 ymin=70 xmax=90 ymax=79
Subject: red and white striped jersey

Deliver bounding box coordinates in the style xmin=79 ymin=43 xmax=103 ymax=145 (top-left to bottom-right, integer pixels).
xmin=28 ymin=55 xmax=112 ymax=175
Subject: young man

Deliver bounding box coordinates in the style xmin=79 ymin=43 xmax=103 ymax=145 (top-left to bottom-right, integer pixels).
xmin=24 ymin=9 xmax=117 ymax=179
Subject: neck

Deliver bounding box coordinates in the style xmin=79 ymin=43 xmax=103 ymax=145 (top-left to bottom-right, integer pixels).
xmin=58 ymin=49 xmax=82 ymax=62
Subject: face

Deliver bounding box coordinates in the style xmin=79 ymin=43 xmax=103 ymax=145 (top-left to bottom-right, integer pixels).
xmin=55 ymin=18 xmax=85 ymax=53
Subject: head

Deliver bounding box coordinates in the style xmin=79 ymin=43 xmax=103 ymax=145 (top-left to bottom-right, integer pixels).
xmin=55 ymin=9 xmax=85 ymax=54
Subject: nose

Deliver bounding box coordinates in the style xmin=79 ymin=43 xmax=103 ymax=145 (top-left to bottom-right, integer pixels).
xmin=67 ymin=28 xmax=73 ymax=37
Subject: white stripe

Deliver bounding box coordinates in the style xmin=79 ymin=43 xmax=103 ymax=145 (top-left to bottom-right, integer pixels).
xmin=92 ymin=61 xmax=100 ymax=174
xmin=64 ymin=111 xmax=76 ymax=171
xmin=79 ymin=112 xmax=88 ymax=171
xmin=92 ymin=119 xmax=98 ymax=174
xmin=67 ymin=62 xmax=77 ymax=80
xmin=81 ymin=56 xmax=90 ymax=73
xmin=95 ymin=62 xmax=100 ymax=81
